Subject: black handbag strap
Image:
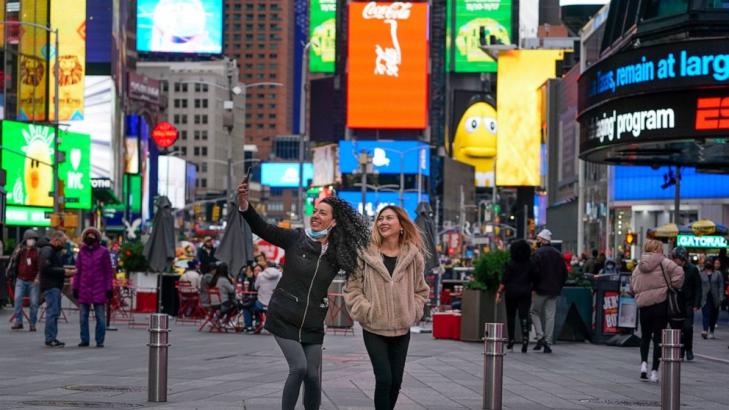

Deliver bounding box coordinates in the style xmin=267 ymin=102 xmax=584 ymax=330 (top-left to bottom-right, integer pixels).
xmin=659 ymin=260 xmax=674 ymax=291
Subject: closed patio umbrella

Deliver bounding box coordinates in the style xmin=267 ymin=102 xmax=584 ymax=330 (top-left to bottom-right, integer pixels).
xmin=143 ymin=196 xmax=176 ymax=273
xmin=216 ymin=201 xmax=254 ymax=278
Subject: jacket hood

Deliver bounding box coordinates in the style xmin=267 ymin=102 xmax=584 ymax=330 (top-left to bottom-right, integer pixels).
xmin=81 ymin=227 xmax=102 ymax=242
xmin=360 ymin=243 xmax=419 ymax=280
xmin=639 ymin=252 xmax=665 ymax=273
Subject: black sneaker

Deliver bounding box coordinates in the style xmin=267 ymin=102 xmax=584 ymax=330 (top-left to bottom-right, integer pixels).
xmin=29 ymin=325 xmax=37 ymax=332
xmin=543 ymin=344 xmax=553 ymax=354
xmin=78 ymin=342 xmax=90 ymax=347
xmin=686 ymin=351 xmax=694 ymax=361
xmin=45 ymin=340 xmax=65 ymax=348
xmin=11 ymin=323 xmax=23 ymax=330
xmin=96 ymin=344 xmax=104 ymax=348
xmin=533 ymin=338 xmax=545 ymax=351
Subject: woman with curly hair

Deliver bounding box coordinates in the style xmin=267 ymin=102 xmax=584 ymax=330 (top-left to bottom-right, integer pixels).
xmin=345 ymin=206 xmax=429 ymax=410
xmin=237 ymin=179 xmax=369 ymax=410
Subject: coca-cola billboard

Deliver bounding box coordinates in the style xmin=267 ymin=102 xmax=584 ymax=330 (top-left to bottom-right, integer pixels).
xmin=347 ymin=2 xmax=429 ymax=129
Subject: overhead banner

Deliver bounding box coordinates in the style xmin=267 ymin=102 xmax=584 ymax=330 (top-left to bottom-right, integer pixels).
xmin=446 ymin=0 xmax=513 ymax=73
xmin=347 ymin=1 xmax=429 ymax=129
xmin=17 ymin=0 xmax=49 ymax=122
xmin=309 ymin=0 xmax=337 ymax=73
xmin=1 ymin=120 xmax=91 ymax=210
xmin=50 ymin=0 xmax=86 ymax=121
xmin=496 ymin=50 xmax=564 ymax=186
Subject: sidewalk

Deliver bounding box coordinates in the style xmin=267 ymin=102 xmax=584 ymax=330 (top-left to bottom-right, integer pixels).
xmin=0 ymin=306 xmax=727 ymax=410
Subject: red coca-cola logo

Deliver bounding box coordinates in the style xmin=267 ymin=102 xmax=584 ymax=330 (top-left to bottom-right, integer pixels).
xmin=362 ymin=1 xmax=412 ymax=20
xmin=152 ymin=122 xmax=178 ymax=149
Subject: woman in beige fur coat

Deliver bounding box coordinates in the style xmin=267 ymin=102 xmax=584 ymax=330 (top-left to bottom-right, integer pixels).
xmin=345 ymin=206 xmax=429 ymax=410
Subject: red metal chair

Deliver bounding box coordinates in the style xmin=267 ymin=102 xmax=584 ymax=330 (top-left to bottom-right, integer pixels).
xmin=176 ymin=281 xmax=206 ymax=324
xmin=198 ymin=288 xmax=225 ymax=332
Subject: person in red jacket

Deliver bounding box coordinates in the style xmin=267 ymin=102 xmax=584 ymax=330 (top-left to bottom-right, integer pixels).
xmin=73 ymin=227 xmax=114 ymax=347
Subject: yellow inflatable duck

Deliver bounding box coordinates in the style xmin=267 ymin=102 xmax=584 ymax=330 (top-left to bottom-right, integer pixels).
xmin=451 ymin=101 xmax=497 ymax=187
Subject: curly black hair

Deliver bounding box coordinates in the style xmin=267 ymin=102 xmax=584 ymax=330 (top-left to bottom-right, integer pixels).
xmin=320 ymin=197 xmax=370 ymax=277
xmin=509 ymin=239 xmax=532 ymax=263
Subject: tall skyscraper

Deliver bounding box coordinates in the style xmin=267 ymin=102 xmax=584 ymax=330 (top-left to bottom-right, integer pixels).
xmin=224 ymin=0 xmax=295 ymax=160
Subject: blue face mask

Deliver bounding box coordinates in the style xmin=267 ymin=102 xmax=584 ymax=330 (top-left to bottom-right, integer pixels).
xmin=306 ymin=228 xmax=329 ymax=240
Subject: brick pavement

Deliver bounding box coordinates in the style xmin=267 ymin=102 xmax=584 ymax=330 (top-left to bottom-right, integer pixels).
xmin=0 ymin=306 xmax=727 ymax=410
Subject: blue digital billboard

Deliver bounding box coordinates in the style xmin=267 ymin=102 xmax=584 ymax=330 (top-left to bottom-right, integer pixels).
xmin=137 ymin=0 xmax=223 ymax=54
xmin=87 ymin=0 xmax=112 ymax=64
xmin=339 ymin=141 xmax=430 ymax=176
xmin=612 ymin=166 xmax=729 ymax=201
xmin=261 ymin=163 xmax=314 ymax=188
xmin=338 ymin=191 xmax=430 ymax=220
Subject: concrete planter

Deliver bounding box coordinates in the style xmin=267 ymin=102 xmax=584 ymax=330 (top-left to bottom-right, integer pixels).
xmin=460 ymin=288 xmax=506 ymax=342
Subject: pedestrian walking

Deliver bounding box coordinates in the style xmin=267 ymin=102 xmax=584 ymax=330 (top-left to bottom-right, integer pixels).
xmin=237 ymin=179 xmax=369 ymax=410
xmin=495 ymin=239 xmax=536 ymax=353
xmin=630 ymin=239 xmax=684 ymax=382
xmin=39 ymin=230 xmax=76 ymax=348
xmin=73 ymin=228 xmax=114 ymax=348
xmin=530 ymin=229 xmax=568 ymax=354
xmin=670 ymin=247 xmax=702 ymax=361
xmin=8 ymin=230 xmax=40 ymax=331
xmin=197 ymin=236 xmax=217 ymax=275
xmin=700 ymin=258 xmax=725 ymax=340
xmin=345 ymin=206 xmax=429 ymax=410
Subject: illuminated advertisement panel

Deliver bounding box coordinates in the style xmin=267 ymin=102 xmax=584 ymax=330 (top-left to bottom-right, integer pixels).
xmin=338 ymin=140 xmax=430 ymax=176
xmin=17 ymin=0 xmax=49 ymax=122
xmin=310 ymin=0 xmax=337 ymax=73
xmin=446 ymin=0 xmax=512 ymax=73
xmin=347 ymin=2 xmax=429 ymax=129
xmin=1 ymin=120 xmax=91 ymax=212
xmin=496 ymin=50 xmax=564 ymax=186
xmin=261 ymin=163 xmax=314 ymax=188
xmin=49 ymin=0 xmax=86 ymax=121
xmin=339 ymin=191 xmax=429 ymax=220
xmin=137 ymin=0 xmax=223 ymax=54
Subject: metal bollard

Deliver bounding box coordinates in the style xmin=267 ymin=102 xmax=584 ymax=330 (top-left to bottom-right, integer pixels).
xmin=483 ymin=323 xmax=506 ymax=410
xmin=660 ymin=328 xmax=681 ymax=410
xmin=148 ymin=313 xmax=171 ymax=402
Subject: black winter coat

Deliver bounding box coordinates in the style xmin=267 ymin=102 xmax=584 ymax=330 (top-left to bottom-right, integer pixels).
xmin=681 ymin=262 xmax=702 ymax=309
xmin=241 ymin=206 xmax=338 ymax=344
xmin=38 ymin=238 xmax=67 ymax=292
xmin=502 ymin=260 xmax=537 ymax=298
xmin=531 ymin=245 xmax=568 ymax=297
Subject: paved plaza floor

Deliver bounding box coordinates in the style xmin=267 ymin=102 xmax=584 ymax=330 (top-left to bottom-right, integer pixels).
xmin=1 ymin=305 xmax=727 ymax=410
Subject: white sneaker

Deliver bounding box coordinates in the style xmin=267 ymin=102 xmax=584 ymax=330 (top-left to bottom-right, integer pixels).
xmin=640 ymin=362 xmax=648 ymax=380
xmin=650 ymin=370 xmax=659 ymax=383
xmin=709 ymin=332 xmax=715 ymax=339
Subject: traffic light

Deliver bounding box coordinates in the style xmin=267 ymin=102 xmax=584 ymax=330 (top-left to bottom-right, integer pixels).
xmin=626 ymin=231 xmax=635 ymax=246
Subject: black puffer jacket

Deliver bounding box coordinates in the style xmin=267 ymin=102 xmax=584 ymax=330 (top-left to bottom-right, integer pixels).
xmin=531 ymin=244 xmax=568 ymax=297
xmin=241 ymin=206 xmax=338 ymax=344
xmin=38 ymin=237 xmax=67 ymax=292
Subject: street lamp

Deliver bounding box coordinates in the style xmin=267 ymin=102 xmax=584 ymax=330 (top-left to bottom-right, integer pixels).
xmin=2 ymin=20 xmax=60 ymax=213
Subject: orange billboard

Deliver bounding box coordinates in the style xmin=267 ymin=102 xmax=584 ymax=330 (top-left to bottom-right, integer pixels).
xmin=347 ymin=2 xmax=429 ymax=129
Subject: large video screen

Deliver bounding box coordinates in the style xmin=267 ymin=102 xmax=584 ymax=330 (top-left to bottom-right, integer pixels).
xmin=261 ymin=163 xmax=314 ymax=188
xmin=137 ymin=0 xmax=223 ymax=54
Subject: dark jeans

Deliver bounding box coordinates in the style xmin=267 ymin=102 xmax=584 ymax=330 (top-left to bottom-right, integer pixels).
xmin=363 ymin=329 xmax=411 ymax=410
xmin=43 ymin=288 xmax=62 ymax=343
xmin=702 ymin=293 xmax=719 ymax=332
xmin=80 ymin=303 xmax=106 ymax=345
xmin=639 ymin=301 xmax=668 ymax=371
xmin=274 ymin=336 xmax=322 ymax=410
xmin=242 ymin=300 xmax=265 ymax=328
xmin=676 ymin=308 xmax=696 ymax=353
xmin=505 ymin=293 xmax=530 ymax=342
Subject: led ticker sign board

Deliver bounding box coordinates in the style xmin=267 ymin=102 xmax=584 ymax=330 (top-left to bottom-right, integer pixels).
xmin=677 ymin=235 xmax=728 ymax=249
xmin=446 ymin=0 xmax=513 ymax=73
xmin=310 ymin=0 xmax=337 ymax=73
xmin=137 ymin=0 xmax=223 ymax=54
xmin=347 ymin=2 xmax=429 ymax=129
xmin=261 ymin=163 xmax=314 ymax=188
xmin=338 ymin=140 xmax=430 ymax=176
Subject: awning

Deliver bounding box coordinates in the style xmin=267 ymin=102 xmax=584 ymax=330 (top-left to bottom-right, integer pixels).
xmin=92 ymin=187 xmax=121 ymax=205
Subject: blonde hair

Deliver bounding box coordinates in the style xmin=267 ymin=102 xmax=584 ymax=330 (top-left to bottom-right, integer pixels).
xmin=644 ymin=239 xmax=663 ymax=254
xmin=371 ymin=206 xmax=425 ymax=253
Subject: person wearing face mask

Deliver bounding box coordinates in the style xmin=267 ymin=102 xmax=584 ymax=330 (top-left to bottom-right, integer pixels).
xmin=9 ymin=230 xmax=41 ymax=331
xmin=72 ymin=227 xmax=114 ymax=347
xmin=38 ymin=230 xmax=76 ymax=348
xmin=345 ymin=206 xmax=429 ymax=410
xmin=237 ymin=179 xmax=369 ymax=410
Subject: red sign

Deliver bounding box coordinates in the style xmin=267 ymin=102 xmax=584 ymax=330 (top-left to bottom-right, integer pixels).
xmin=347 ymin=2 xmax=429 ymax=129
xmin=603 ymin=291 xmax=619 ymax=334
xmin=256 ymin=239 xmax=284 ymax=265
xmin=152 ymin=122 xmax=178 ymax=149
xmin=695 ymin=96 xmax=729 ymax=130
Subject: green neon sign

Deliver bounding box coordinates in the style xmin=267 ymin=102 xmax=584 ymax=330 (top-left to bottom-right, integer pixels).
xmin=309 ymin=0 xmax=336 ymax=73
xmin=676 ymin=235 xmax=728 ymax=249
xmin=446 ymin=0 xmax=513 ymax=73
xmin=1 ymin=120 xmax=91 ymax=212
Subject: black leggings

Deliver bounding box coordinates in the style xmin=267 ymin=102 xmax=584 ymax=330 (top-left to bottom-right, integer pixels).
xmin=274 ymin=336 xmax=322 ymax=410
xmin=639 ymin=301 xmax=668 ymax=371
xmin=505 ymin=293 xmax=531 ymax=342
xmin=363 ymin=330 xmax=411 ymax=410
